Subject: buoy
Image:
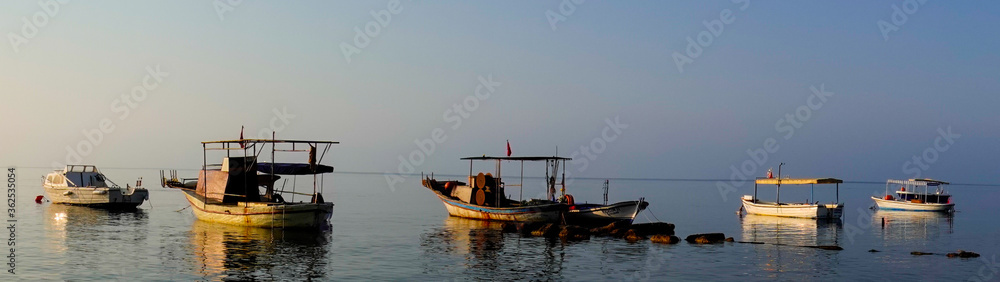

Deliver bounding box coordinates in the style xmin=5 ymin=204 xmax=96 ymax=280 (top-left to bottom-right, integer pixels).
xmin=884 ymin=195 xmax=894 ymax=200
xmin=35 ymin=195 xmax=44 ymax=203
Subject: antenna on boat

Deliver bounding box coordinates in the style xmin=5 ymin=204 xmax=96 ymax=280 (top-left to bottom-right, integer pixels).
xmin=603 ymin=180 xmax=609 ymax=205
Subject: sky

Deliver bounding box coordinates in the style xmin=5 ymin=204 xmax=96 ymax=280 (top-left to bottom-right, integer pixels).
xmin=1 ymin=1 xmax=998 ymax=186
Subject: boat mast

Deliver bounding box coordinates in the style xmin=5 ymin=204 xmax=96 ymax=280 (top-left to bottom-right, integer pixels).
xmin=777 ymin=162 xmax=784 ymax=204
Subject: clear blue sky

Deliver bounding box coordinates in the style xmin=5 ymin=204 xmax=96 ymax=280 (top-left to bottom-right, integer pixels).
xmin=1 ymin=1 xmax=998 ymax=184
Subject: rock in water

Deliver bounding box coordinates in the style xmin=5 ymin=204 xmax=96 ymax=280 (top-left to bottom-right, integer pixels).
xmin=500 ymin=222 xmax=519 ymax=233
xmin=630 ymin=222 xmax=676 ymax=237
xmin=624 ymin=230 xmax=645 ymax=242
xmin=650 ymin=235 xmax=680 ymax=244
xmin=590 ymin=222 xmax=630 ymax=237
xmin=685 ymin=233 xmax=726 ymax=244
xmin=868 ymin=249 xmax=880 ymax=253
xmin=947 ymin=250 xmax=981 ymax=258
xmin=911 ymin=252 xmax=935 ymax=256
xmin=559 ymin=225 xmax=591 ymax=241
xmin=530 ymin=223 xmax=560 ymax=238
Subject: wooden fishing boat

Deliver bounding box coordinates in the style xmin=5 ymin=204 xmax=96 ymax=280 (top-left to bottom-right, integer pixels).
xmin=872 ymin=179 xmax=954 ymax=212
xmin=162 ymin=139 xmax=337 ymax=229
xmin=42 ymin=165 xmax=148 ymax=209
xmin=741 ymin=165 xmax=844 ymax=219
xmin=422 ymin=156 xmax=570 ymax=222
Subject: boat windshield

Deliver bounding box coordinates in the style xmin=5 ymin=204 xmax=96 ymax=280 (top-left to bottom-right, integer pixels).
xmin=65 ymin=172 xmax=108 ymax=187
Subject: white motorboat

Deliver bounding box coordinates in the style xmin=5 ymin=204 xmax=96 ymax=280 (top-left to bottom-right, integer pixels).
xmin=42 ymin=165 xmax=148 ymax=209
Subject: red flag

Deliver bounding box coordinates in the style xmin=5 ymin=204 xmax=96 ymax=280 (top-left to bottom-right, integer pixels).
xmin=239 ymin=126 xmax=246 ymax=149
xmin=506 ymin=140 xmax=512 ymax=157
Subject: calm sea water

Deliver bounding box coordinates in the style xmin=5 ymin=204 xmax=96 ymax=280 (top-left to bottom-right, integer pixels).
xmin=10 ymin=168 xmax=1000 ymax=281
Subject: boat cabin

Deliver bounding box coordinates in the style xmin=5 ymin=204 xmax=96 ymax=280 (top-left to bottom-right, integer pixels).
xmin=45 ymin=165 xmax=115 ymax=188
xmin=884 ymin=179 xmax=951 ymax=204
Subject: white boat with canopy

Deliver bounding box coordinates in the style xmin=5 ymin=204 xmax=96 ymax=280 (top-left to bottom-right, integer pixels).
xmin=741 ymin=176 xmax=844 ymax=219
xmin=872 ymin=179 xmax=953 ymax=212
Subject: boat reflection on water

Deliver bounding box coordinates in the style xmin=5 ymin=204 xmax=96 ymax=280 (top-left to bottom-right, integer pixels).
xmin=740 ymin=214 xmax=843 ymax=276
xmin=420 ymin=217 xmax=576 ymax=280
xmin=189 ymin=221 xmax=331 ymax=281
xmin=42 ymin=204 xmax=150 ymax=277
xmin=740 ymin=214 xmax=842 ymax=246
xmin=872 ymin=210 xmax=954 ymax=246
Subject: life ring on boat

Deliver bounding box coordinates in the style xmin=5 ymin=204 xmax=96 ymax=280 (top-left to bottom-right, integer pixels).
xmin=564 ymin=194 xmax=575 ymax=205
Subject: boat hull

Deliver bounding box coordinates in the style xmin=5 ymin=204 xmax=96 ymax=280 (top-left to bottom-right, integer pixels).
xmin=872 ymin=197 xmax=954 ymax=212
xmin=742 ymin=198 xmax=843 ymax=219
xmin=182 ymin=190 xmax=333 ymax=228
xmin=566 ymin=200 xmax=647 ymax=226
xmin=43 ymin=185 xmax=148 ymax=209
xmin=436 ymin=193 xmax=564 ymax=222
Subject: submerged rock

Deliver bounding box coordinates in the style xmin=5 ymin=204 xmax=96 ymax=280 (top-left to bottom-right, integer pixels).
xmin=947 ymin=250 xmax=980 ymax=258
xmin=500 ymin=222 xmax=519 ymax=233
xmin=805 ymin=245 xmax=844 ymax=251
xmin=650 ymin=235 xmax=680 ymax=244
xmin=868 ymin=249 xmax=880 ymax=253
xmin=590 ymin=221 xmax=631 ymax=237
xmin=530 ymin=223 xmax=561 ymax=238
xmin=624 ymin=229 xmax=645 ymax=242
xmin=911 ymin=251 xmax=935 ymax=256
xmin=559 ymin=225 xmax=591 ymax=241
xmin=630 ymin=222 xmax=676 ymax=237
xmin=685 ymin=233 xmax=726 ymax=244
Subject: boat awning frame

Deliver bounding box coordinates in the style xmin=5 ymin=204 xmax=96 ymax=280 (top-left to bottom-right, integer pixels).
xmin=203 ymin=139 xmax=339 ymax=145
xmin=755 ymin=178 xmax=843 ymax=185
xmin=888 ymin=179 xmax=949 ymax=186
xmin=460 ymin=156 xmax=571 ymax=161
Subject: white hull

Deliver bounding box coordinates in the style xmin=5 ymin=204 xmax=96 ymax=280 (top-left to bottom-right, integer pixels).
xmin=183 ymin=190 xmax=333 ymax=228
xmin=566 ymin=201 xmax=647 ymax=225
xmin=43 ymin=185 xmax=147 ymax=208
xmin=872 ymin=197 xmax=954 ymax=212
xmin=742 ymin=198 xmax=843 ymax=219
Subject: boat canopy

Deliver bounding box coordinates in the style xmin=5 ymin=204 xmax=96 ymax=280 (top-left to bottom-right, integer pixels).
xmin=202 ymin=139 xmax=339 ymax=144
xmin=888 ymin=179 xmax=949 ymax=186
xmin=460 ymin=156 xmax=572 ymax=161
xmin=256 ymin=163 xmax=334 ymax=175
xmin=755 ymin=178 xmax=843 ymax=185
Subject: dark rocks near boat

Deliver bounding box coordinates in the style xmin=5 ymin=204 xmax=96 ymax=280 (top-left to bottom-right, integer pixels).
xmin=685 ymin=233 xmax=726 ymax=244
xmin=650 ymin=235 xmax=680 ymax=244
xmin=589 ymin=221 xmax=631 ymax=237
xmin=624 ymin=229 xmax=645 ymax=242
xmin=947 ymin=250 xmax=980 ymax=258
xmin=530 ymin=223 xmax=561 ymax=238
xmin=500 ymin=222 xmax=519 ymax=233
xmin=559 ymin=225 xmax=591 ymax=241
xmin=629 ymin=222 xmax=676 ymax=237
